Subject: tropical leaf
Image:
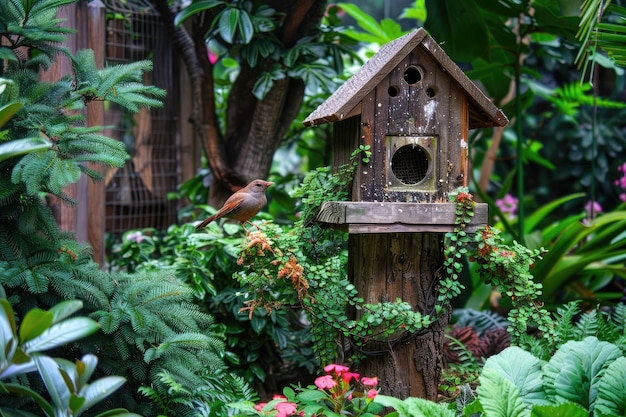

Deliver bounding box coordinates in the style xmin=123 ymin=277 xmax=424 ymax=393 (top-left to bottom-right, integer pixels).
xmin=543 ymin=337 xmax=621 ymax=411
xmin=477 ymin=368 xmax=530 ymax=417
xmin=483 ymin=346 xmax=547 ymax=406
xmin=530 ymin=402 xmax=589 ymax=417
xmin=594 ymin=356 xmax=626 ymax=416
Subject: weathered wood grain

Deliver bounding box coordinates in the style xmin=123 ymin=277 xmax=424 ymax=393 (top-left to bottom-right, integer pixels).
xmin=315 ymin=201 xmax=487 ymax=233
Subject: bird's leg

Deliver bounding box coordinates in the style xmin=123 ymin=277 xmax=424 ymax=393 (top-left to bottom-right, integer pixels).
xmin=245 ymin=221 xmax=262 ymax=231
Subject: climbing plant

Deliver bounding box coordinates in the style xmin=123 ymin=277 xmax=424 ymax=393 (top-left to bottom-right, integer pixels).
xmin=234 ymin=145 xmax=550 ymax=365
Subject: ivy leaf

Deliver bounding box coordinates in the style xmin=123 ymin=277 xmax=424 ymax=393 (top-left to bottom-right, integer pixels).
xmin=238 ymin=9 xmax=254 ymax=44
xmin=219 ymin=8 xmax=240 ymax=44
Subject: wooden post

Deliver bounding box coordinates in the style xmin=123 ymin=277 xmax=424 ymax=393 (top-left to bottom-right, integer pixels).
xmin=349 ymin=233 xmax=449 ymax=399
xmin=86 ymin=0 xmax=106 ymax=265
xmin=42 ymin=2 xmax=86 ymax=236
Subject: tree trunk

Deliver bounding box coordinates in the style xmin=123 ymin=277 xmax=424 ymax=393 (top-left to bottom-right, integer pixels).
xmin=349 ymin=233 xmax=450 ymax=400
xmin=155 ymin=0 xmax=326 ymax=205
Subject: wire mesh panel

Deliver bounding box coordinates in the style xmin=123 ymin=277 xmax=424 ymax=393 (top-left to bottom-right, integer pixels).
xmin=386 ymin=136 xmax=437 ymax=193
xmin=391 ymin=145 xmax=429 ymax=185
xmin=102 ymin=0 xmax=180 ymax=235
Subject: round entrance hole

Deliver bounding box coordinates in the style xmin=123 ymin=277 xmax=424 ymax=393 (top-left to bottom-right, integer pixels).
xmin=404 ymin=66 xmax=422 ymax=85
xmin=388 ymin=85 xmax=400 ymax=97
xmin=391 ymin=144 xmax=430 ymax=185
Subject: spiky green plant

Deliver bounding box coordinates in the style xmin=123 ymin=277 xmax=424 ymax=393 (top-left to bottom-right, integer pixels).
xmin=0 ymin=0 xmax=249 ymax=414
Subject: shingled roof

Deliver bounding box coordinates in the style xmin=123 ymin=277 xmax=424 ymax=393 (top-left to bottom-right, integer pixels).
xmin=303 ymin=28 xmax=508 ymax=130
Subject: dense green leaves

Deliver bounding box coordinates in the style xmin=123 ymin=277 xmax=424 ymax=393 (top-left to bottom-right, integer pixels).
xmin=474 ymin=337 xmax=626 ymax=416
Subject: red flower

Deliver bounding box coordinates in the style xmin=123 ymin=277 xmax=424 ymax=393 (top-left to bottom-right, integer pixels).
xmin=341 ymin=371 xmax=360 ymax=383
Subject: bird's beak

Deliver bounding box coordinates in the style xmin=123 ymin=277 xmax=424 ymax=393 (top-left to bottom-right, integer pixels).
xmin=265 ymin=181 xmax=274 ymax=187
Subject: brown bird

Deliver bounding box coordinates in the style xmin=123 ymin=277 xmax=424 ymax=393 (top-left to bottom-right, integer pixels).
xmin=196 ymin=179 xmax=273 ymax=231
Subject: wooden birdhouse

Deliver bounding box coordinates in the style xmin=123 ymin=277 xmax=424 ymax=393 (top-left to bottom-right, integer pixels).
xmin=304 ymin=29 xmax=508 ymax=233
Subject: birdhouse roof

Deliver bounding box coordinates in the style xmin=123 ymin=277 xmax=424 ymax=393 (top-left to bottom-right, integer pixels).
xmin=303 ymin=28 xmax=508 ymax=129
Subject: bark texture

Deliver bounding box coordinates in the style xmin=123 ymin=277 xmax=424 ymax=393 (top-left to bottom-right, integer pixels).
xmin=349 ymin=233 xmax=450 ymax=400
xmin=155 ymin=0 xmax=326 ymax=205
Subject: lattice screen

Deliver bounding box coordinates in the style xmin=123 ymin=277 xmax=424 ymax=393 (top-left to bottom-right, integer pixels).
xmin=102 ymin=0 xmax=180 ymax=235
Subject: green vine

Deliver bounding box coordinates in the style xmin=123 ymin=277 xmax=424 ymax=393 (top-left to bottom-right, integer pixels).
xmin=235 ymin=157 xmax=553 ymax=366
xmin=444 ymin=188 xmax=556 ymax=346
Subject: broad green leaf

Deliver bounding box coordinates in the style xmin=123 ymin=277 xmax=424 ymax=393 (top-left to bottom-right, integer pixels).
xmin=477 ymin=368 xmax=529 ymax=417
xmin=0 ymin=382 xmax=55 ymax=416
xmin=34 ymin=355 xmax=70 ymax=412
xmin=238 ymin=10 xmax=254 ymax=44
xmin=0 ymin=102 xmax=22 ymax=128
xmin=483 ymin=347 xmax=547 ymax=406
xmin=374 ymin=395 xmax=455 ymax=417
xmin=543 ymin=337 xmax=621 ymax=410
xmin=174 ymin=0 xmax=221 ymax=27
xmin=0 ymin=137 xmax=52 ymax=163
xmin=24 ymin=318 xmax=99 ymax=353
xmin=79 ymin=376 xmax=126 ymax=412
xmin=19 ymin=308 xmax=52 ymax=343
xmin=76 ymin=354 xmax=98 ymax=389
xmin=94 ymin=408 xmax=143 ymax=417
xmin=0 ymin=299 xmax=17 ymax=342
xmin=338 ymin=3 xmax=388 ymax=43
xmin=530 ymin=402 xmax=588 ymax=417
xmin=219 ymin=8 xmax=239 ymax=44
xmin=296 ymin=388 xmax=328 ymax=402
xmin=48 ymin=300 xmax=84 ymax=324
xmin=69 ymin=393 xmax=86 ymax=414
xmin=594 ymin=356 xmax=626 ymax=416
xmin=524 ymin=193 xmax=585 ymax=235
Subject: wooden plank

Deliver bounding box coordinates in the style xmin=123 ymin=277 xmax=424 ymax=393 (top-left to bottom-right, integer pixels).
xmin=315 ymin=201 xmax=487 ymax=233
xmin=86 ymin=0 xmax=106 ymax=266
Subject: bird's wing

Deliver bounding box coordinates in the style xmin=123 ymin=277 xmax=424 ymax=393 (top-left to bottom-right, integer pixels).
xmin=215 ymin=194 xmax=245 ymax=218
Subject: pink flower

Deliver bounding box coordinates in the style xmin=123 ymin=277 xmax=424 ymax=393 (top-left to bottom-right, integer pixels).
xmin=315 ymin=375 xmax=336 ymax=390
xmin=207 ymin=49 xmax=218 ymax=64
xmin=366 ymin=389 xmax=378 ymax=399
xmin=254 ymin=402 xmax=267 ymax=411
xmin=621 ymin=193 xmax=626 ymax=202
xmin=361 ymin=376 xmax=378 ymax=387
xmin=495 ymin=194 xmax=518 ymax=220
xmin=585 ymin=200 xmax=602 ymax=216
xmin=340 ymin=371 xmax=360 ymax=383
xmin=126 ymin=231 xmax=144 ymax=243
xmin=275 ymin=401 xmax=298 ymax=417
xmin=272 ymin=394 xmax=287 ymax=400
xmin=324 ymin=364 xmax=350 ymax=374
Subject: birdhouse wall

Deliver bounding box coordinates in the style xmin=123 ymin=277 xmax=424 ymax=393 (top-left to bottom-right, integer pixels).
xmin=349 ymin=48 xmax=469 ymax=203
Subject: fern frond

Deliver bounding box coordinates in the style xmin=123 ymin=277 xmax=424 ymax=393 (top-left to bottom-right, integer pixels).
xmin=72 ymin=50 xmax=166 ymax=112
xmin=611 ymin=303 xmax=626 ymax=335
xmin=553 ymin=301 xmax=581 ymax=346
xmin=453 ymin=308 xmax=509 ymax=335
xmin=576 ymin=308 xmax=600 ymax=338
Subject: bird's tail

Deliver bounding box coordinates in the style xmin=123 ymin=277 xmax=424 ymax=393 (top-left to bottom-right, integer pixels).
xmin=196 ymin=214 xmax=218 ymax=230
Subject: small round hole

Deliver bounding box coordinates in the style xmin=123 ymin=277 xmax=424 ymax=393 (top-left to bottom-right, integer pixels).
xmin=426 ymin=87 xmax=436 ymax=98
xmin=388 ymin=85 xmax=400 ymax=97
xmin=403 ymin=66 xmax=422 ymax=85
